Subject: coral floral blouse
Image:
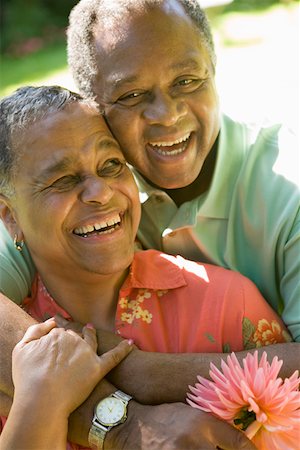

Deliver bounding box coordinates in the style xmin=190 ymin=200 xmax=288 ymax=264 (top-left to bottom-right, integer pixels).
xmin=2 ymin=250 xmax=292 ymax=449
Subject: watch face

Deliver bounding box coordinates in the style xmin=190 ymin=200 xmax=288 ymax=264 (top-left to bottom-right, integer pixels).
xmin=96 ymin=397 xmax=126 ymax=426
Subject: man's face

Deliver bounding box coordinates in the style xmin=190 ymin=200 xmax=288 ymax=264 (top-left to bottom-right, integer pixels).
xmin=93 ymin=1 xmax=220 ymax=189
xmin=8 ymin=103 xmax=141 ymax=280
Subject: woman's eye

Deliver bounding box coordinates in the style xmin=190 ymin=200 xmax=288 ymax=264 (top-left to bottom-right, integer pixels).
xmin=99 ymin=159 xmax=125 ymax=177
xmin=50 ymin=175 xmax=80 ymax=191
xmin=116 ymin=91 xmax=147 ymax=107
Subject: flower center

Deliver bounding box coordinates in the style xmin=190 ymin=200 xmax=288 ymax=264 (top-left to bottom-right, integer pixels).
xmin=234 ymin=408 xmax=256 ymax=431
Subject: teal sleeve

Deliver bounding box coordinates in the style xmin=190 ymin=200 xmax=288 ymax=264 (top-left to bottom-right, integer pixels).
xmin=0 ymin=220 xmax=35 ymax=304
xmin=281 ymin=214 xmax=300 ymax=342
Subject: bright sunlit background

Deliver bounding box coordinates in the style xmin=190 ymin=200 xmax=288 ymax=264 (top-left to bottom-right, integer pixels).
xmin=0 ymin=0 xmax=299 ymax=129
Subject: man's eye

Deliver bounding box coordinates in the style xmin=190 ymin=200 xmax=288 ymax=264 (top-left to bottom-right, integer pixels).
xmin=116 ymin=91 xmax=147 ymax=107
xmin=174 ymin=78 xmax=208 ymax=92
xmin=177 ymin=79 xmax=194 ymax=86
xmin=99 ymin=159 xmax=125 ymax=177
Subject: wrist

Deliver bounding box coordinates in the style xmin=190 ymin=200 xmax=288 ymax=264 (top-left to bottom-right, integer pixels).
xmin=68 ymin=380 xmax=116 ymax=446
xmin=104 ymin=400 xmax=142 ymax=450
xmin=5 ymin=399 xmax=68 ymax=448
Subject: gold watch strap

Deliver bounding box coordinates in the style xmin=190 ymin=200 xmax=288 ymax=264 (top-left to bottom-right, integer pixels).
xmin=113 ymin=390 xmax=132 ymax=403
xmin=88 ymin=422 xmax=108 ymax=450
xmin=88 ymin=391 xmax=132 ymax=449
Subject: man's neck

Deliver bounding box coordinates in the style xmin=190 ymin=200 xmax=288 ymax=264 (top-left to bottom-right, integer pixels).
xmin=145 ymin=137 xmax=218 ymax=208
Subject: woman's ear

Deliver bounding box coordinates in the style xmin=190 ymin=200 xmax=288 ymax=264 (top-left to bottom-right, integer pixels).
xmin=0 ymin=195 xmax=23 ymax=240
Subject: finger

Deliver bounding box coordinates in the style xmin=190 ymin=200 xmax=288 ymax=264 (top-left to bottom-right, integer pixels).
xmin=66 ymin=329 xmax=82 ymax=339
xmin=210 ymin=419 xmax=257 ymax=450
xmin=82 ymin=324 xmax=98 ymax=352
xmin=19 ymin=319 xmax=57 ymax=345
xmin=55 ymin=314 xmax=83 ymax=334
xmin=54 ymin=313 xmax=69 ymax=328
xmin=97 ymin=340 xmax=134 ymax=377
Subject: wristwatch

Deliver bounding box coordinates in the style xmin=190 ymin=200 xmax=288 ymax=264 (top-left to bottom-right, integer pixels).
xmin=88 ymin=390 xmax=132 ymax=449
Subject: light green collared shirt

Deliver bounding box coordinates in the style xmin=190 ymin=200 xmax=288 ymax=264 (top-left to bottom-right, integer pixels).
xmin=134 ymin=114 xmax=300 ymax=341
xmin=1 ymin=114 xmax=299 ymax=340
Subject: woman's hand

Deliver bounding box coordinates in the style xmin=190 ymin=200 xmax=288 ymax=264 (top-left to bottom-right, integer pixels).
xmin=12 ymin=318 xmax=133 ymax=415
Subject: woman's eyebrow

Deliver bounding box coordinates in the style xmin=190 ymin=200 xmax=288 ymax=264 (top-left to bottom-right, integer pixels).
xmin=39 ymin=157 xmax=75 ymax=180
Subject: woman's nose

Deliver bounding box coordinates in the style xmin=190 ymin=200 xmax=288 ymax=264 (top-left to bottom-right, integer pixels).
xmin=142 ymin=90 xmax=187 ymax=126
xmin=80 ymin=176 xmax=114 ymax=205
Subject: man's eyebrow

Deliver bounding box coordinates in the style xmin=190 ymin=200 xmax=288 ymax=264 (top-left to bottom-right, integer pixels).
xmin=109 ymin=75 xmax=139 ymax=90
xmin=169 ymin=59 xmax=203 ymax=72
xmin=109 ymin=59 xmax=205 ymax=90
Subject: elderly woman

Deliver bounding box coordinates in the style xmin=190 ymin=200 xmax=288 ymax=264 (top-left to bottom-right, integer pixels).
xmin=0 ymin=86 xmax=291 ymax=450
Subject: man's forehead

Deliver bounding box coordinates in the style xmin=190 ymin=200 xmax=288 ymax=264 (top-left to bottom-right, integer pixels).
xmin=94 ymin=0 xmax=189 ymax=52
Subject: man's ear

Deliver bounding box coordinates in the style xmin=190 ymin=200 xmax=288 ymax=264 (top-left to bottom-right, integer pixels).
xmin=0 ymin=195 xmax=23 ymax=239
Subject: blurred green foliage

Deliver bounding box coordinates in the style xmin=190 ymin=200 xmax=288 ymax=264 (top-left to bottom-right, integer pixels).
xmin=1 ymin=0 xmax=295 ymax=55
xmin=0 ymin=0 xmax=77 ymax=54
xmin=224 ymin=0 xmax=291 ymax=11
xmin=0 ymin=0 xmax=297 ymax=57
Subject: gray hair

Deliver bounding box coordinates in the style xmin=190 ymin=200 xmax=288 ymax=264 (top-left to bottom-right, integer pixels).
xmin=67 ymin=0 xmax=216 ymax=99
xmin=0 ymin=85 xmax=89 ymax=197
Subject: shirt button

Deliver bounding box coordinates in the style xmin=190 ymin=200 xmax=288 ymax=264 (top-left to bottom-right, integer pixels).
xmin=154 ymin=195 xmax=164 ymax=203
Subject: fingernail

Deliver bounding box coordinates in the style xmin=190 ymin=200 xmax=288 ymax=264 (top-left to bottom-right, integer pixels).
xmin=86 ymin=323 xmax=95 ymax=329
xmin=127 ymin=339 xmax=134 ymax=345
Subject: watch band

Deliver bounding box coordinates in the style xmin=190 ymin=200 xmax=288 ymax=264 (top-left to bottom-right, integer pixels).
xmin=88 ymin=390 xmax=132 ymax=449
xmin=114 ymin=390 xmax=132 ymax=403
xmin=88 ymin=423 xmax=107 ymax=450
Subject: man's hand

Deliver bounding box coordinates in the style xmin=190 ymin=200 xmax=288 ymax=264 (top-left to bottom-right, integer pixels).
xmin=106 ymin=402 xmax=257 ymax=450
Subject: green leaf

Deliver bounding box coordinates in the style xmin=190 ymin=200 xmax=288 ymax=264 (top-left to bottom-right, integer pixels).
xmin=242 ymin=317 xmax=256 ymax=349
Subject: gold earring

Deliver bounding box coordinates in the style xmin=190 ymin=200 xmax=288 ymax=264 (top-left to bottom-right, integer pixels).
xmin=14 ymin=234 xmax=24 ymax=252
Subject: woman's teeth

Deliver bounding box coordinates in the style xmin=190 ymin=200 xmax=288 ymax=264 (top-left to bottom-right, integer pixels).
xmin=73 ymin=214 xmax=121 ymax=237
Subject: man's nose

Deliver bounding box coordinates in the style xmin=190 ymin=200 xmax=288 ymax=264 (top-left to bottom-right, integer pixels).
xmin=80 ymin=176 xmax=114 ymax=205
xmin=142 ymin=90 xmax=187 ymax=126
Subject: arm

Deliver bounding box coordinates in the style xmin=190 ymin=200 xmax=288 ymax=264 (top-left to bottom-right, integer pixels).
xmin=0 ymin=296 xmax=256 ymax=450
xmin=93 ymin=273 xmax=300 ymax=404
xmin=98 ymin=333 xmax=300 ymax=404
xmin=53 ymin=275 xmax=299 ymax=407
xmin=68 ymin=378 xmax=256 ymax=450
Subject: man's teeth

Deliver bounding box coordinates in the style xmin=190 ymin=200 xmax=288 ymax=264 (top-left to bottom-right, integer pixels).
xmin=73 ymin=214 xmax=121 ymax=236
xmin=149 ymin=133 xmax=191 ymax=156
xmin=150 ymin=133 xmax=191 ymax=147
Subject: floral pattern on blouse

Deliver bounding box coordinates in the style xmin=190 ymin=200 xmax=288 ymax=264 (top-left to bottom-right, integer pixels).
xmin=119 ymin=288 xmax=168 ymax=325
xmin=243 ymin=317 xmax=292 ymax=350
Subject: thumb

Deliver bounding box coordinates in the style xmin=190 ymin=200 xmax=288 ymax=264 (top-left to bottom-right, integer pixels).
xmin=97 ymin=340 xmax=134 ymax=378
xmin=214 ymin=421 xmax=257 ymax=450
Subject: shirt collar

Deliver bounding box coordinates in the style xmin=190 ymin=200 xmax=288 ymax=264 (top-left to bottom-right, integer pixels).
xmin=28 ymin=250 xmax=186 ymax=319
xmin=132 ymin=114 xmax=251 ymax=219
xmin=122 ymin=249 xmax=187 ymax=290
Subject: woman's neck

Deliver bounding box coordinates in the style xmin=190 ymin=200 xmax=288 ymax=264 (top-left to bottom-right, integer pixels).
xmin=37 ymin=267 xmax=129 ymax=331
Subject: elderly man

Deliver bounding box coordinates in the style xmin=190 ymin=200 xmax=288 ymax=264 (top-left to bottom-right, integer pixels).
xmin=0 ymin=0 xmax=299 ymax=449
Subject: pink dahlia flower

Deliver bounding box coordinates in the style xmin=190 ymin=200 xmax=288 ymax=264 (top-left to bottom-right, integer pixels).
xmin=187 ymin=351 xmax=300 ymax=450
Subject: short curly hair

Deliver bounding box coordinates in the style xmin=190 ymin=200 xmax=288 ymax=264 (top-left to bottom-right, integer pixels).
xmin=0 ymin=85 xmax=87 ymax=198
xmin=67 ymin=0 xmax=216 ymax=99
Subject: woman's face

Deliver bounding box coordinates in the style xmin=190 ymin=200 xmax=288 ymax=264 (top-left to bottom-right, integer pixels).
xmin=6 ymin=102 xmax=141 ymax=280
